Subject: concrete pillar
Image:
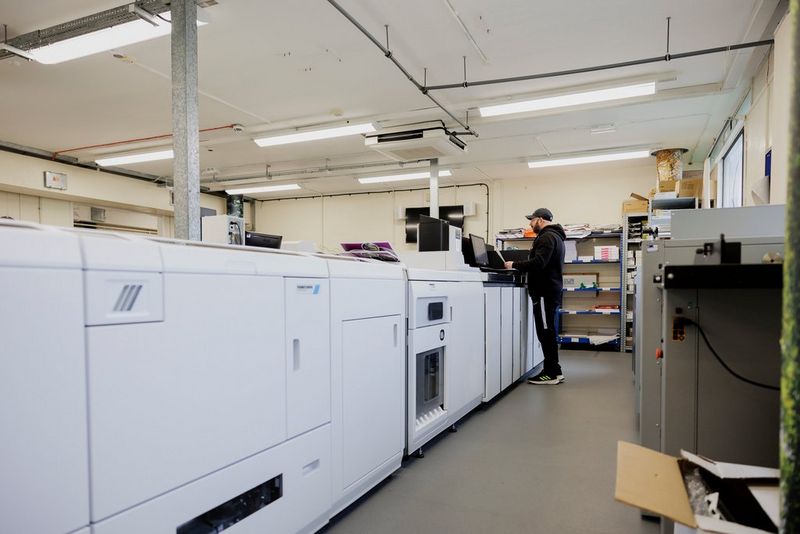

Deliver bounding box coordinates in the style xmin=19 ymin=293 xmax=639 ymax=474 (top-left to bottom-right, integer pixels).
xmin=171 ymin=0 xmax=200 ymax=240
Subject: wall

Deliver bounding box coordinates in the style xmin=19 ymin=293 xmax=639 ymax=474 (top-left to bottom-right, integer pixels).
xmin=0 ymin=150 xmax=228 ymax=232
xmin=744 ymin=49 xmax=773 ymax=206
xmin=769 ymin=13 xmax=792 ymax=204
xmin=256 ymin=185 xmax=489 ymax=253
xmin=493 ymin=161 xmax=657 ymax=231
xmin=256 ymin=160 xmax=656 ymax=251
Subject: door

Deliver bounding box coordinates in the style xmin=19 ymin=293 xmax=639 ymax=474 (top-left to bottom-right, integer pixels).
xmin=500 ymin=287 xmax=514 ymax=390
xmin=341 ymin=315 xmax=404 ymax=488
xmin=88 ymin=273 xmax=287 ymax=520
xmin=447 ymin=281 xmax=486 ymax=417
xmin=484 ymin=288 xmax=502 ymax=400
xmin=1 ymin=266 xmax=90 ymax=534
xmin=285 ymin=278 xmax=331 ymax=438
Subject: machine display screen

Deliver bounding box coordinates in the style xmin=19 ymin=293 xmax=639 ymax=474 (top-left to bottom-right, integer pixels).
xmin=470 ymin=234 xmax=488 ymax=266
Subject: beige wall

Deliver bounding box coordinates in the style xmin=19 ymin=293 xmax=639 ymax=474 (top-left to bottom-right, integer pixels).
xmin=769 ymin=14 xmax=791 ymax=204
xmin=494 ymin=161 xmax=656 ymax=231
xmin=256 ymin=162 xmax=654 ymax=251
xmin=256 ymin=185 xmax=489 ymax=253
xmin=0 ymin=149 xmax=229 ymax=233
xmin=743 ymin=50 xmax=773 ymax=206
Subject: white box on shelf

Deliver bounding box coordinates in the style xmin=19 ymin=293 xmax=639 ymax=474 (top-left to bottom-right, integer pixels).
xmin=594 ymin=246 xmax=619 ymax=261
xmin=563 ymin=273 xmax=599 ymax=289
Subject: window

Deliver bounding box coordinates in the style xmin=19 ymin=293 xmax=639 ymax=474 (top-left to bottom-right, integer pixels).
xmin=721 ymin=131 xmax=744 ymax=208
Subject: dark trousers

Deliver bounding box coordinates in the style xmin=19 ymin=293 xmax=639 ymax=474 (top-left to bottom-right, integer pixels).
xmin=532 ymin=294 xmax=562 ymax=375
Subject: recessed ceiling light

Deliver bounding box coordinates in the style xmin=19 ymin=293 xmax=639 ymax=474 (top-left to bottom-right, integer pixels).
xmin=480 ymin=82 xmax=656 ymax=118
xmin=95 ymin=149 xmax=174 ymax=167
xmin=254 ymin=123 xmax=376 ymax=147
xmin=225 ymin=184 xmax=302 ymax=195
xmin=358 ymin=170 xmax=452 ymax=184
xmin=528 ymin=150 xmax=651 ymax=169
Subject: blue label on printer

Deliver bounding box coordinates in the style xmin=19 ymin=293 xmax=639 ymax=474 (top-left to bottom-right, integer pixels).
xmin=297 ymin=284 xmax=321 ymax=295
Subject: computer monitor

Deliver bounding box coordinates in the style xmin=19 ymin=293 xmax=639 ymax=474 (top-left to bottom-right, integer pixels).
xmin=245 ymin=231 xmax=282 ymax=249
xmin=469 ymin=234 xmax=488 ymax=266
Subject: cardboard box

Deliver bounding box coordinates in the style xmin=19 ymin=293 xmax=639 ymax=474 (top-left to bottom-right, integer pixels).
xmin=615 ymin=441 xmax=779 ymax=534
xmin=594 ymin=245 xmax=619 ymax=261
xmin=563 ymin=273 xmax=598 ymax=289
xmin=659 ymin=179 xmax=678 ymax=192
xmin=623 ymin=193 xmax=649 ymax=215
xmin=679 ymin=177 xmax=704 ymax=199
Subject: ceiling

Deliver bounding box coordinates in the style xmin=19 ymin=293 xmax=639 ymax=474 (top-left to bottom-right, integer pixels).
xmin=0 ymin=0 xmax=785 ymax=199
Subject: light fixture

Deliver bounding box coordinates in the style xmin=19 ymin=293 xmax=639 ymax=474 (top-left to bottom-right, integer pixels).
xmin=358 ymin=170 xmax=452 ymax=184
xmin=528 ymin=150 xmax=651 ymax=169
xmin=95 ymin=149 xmax=174 ymax=167
xmin=225 ymin=184 xmax=302 ymax=195
xmin=479 ymin=82 xmax=656 ymax=118
xmin=254 ymin=123 xmax=376 ymax=148
xmin=28 ymin=16 xmax=207 ymax=65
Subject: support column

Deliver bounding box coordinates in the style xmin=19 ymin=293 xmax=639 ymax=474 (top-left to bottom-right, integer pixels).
xmin=171 ymin=0 xmax=200 ymax=240
xmin=429 ymin=158 xmax=439 ymax=219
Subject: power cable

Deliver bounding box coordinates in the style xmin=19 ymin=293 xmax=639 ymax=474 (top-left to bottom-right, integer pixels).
xmin=681 ymin=317 xmax=779 ymax=391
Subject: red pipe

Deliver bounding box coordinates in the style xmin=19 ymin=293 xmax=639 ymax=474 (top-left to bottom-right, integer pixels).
xmin=52 ymin=123 xmax=238 ymax=159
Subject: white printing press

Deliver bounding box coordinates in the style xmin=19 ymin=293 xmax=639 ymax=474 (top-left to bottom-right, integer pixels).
xmin=0 ymin=219 xmax=537 ymax=534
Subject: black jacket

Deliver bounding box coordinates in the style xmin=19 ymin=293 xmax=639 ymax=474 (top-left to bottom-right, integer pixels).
xmin=511 ymin=224 xmax=566 ymax=299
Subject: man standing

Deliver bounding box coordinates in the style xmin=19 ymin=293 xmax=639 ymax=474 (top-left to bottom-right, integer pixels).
xmin=504 ymin=208 xmax=566 ymax=384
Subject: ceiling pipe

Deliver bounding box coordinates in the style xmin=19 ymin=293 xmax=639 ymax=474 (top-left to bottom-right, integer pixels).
xmin=326 ymin=0 xmax=478 ymax=138
xmin=201 ymin=158 xmax=435 ymax=185
xmin=424 ymin=39 xmax=774 ymax=91
xmin=52 ymin=123 xmax=241 ymax=159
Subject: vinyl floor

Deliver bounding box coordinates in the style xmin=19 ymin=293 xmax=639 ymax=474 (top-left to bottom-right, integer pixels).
xmin=323 ymin=350 xmax=660 ymax=534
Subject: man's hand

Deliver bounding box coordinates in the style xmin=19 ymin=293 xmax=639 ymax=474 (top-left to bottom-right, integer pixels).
xmin=504 ymin=261 xmax=514 ymax=270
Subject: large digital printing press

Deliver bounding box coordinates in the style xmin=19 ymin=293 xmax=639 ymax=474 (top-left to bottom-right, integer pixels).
xmin=0 ymin=219 xmax=538 ymax=534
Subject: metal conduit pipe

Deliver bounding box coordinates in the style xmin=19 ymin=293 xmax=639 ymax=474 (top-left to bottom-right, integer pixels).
xmin=326 ymin=0 xmax=478 ymax=137
xmin=200 ymin=158 xmax=436 ymax=184
xmin=424 ymin=39 xmax=774 ymax=91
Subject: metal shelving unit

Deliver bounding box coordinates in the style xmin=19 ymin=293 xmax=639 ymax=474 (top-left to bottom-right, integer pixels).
xmin=622 ymin=212 xmax=648 ymax=352
xmin=558 ymin=232 xmax=623 ymax=352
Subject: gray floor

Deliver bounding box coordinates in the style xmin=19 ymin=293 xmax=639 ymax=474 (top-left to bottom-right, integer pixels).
xmin=323 ymin=350 xmax=660 ymax=534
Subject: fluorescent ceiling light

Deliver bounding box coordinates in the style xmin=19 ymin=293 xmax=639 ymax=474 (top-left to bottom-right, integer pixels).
xmin=225 ymin=184 xmax=302 ymax=195
xmin=479 ymin=82 xmax=656 ymax=118
xmin=528 ymin=150 xmax=651 ymax=169
xmin=358 ymin=170 xmax=452 ymax=184
xmin=254 ymin=123 xmax=376 ymax=147
xmin=95 ymin=149 xmax=174 ymax=167
xmin=29 ymin=18 xmax=207 ymax=64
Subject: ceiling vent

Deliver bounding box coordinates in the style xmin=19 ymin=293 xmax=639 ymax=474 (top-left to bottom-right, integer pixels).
xmin=365 ymin=121 xmax=467 ymax=162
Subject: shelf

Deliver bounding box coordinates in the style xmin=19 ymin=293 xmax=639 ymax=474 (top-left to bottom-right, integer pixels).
xmin=558 ymin=335 xmax=620 ymax=345
xmin=627 ymin=238 xmax=642 ymax=243
xmin=563 ymin=287 xmax=621 ymax=293
xmin=565 ymin=259 xmax=620 ymax=264
xmin=496 ymin=236 xmax=533 ymax=241
xmin=560 ymin=309 xmax=621 ymax=316
xmin=566 ymin=232 xmax=622 ymax=240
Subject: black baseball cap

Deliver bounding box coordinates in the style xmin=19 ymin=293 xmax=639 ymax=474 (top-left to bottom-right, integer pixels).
xmin=526 ymin=208 xmax=553 ymax=221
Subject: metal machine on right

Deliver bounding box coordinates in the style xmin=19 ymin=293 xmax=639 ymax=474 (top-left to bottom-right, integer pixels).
xmin=634 ymin=205 xmax=785 ymax=469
